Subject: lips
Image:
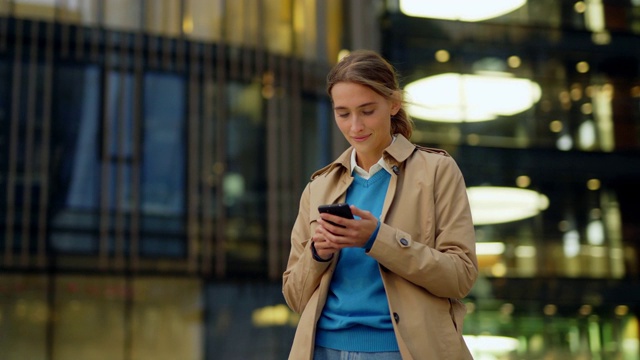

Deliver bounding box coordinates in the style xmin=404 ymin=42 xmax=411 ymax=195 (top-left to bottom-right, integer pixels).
xmin=352 ymin=134 xmax=370 ymax=142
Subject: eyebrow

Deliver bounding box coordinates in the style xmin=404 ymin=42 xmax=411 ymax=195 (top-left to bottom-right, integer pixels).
xmin=333 ymin=101 xmax=377 ymax=111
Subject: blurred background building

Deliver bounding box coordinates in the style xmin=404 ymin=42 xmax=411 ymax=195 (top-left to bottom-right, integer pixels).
xmin=0 ymin=0 xmax=639 ymax=359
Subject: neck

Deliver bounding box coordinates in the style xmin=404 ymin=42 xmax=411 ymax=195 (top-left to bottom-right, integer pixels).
xmin=355 ymin=136 xmax=393 ymax=172
xmin=356 ymin=154 xmax=379 ymax=172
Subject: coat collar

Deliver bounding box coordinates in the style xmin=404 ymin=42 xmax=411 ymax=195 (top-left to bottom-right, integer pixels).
xmin=310 ymin=134 xmax=415 ymax=181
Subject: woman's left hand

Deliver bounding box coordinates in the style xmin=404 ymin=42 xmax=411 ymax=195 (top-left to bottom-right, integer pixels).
xmin=316 ymin=205 xmax=379 ymax=249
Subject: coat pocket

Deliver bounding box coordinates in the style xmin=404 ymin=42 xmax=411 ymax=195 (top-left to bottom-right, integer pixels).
xmin=449 ymin=298 xmax=467 ymax=336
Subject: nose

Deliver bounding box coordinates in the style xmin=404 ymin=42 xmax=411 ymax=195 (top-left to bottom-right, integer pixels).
xmin=349 ymin=115 xmax=364 ymax=132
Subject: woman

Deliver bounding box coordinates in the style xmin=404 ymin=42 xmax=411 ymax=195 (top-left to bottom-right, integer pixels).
xmin=282 ymin=49 xmax=478 ymax=359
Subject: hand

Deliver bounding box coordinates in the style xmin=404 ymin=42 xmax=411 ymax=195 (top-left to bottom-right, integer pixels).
xmin=314 ymin=205 xmax=379 ymax=251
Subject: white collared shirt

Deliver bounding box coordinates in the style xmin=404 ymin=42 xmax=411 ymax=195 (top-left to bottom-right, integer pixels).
xmin=350 ymin=135 xmax=397 ymax=180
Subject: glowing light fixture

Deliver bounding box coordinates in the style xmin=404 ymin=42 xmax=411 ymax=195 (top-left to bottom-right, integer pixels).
xmin=467 ymin=186 xmax=549 ymax=225
xmin=252 ymin=304 xmax=295 ymax=327
xmin=476 ymin=242 xmax=506 ymax=256
xmin=563 ymin=229 xmax=581 ymax=258
xmin=464 ymin=335 xmax=519 ymax=355
xmin=405 ymin=73 xmax=541 ymax=122
xmin=400 ymin=0 xmax=527 ymax=22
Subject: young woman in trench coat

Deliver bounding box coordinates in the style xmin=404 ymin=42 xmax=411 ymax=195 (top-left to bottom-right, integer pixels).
xmin=282 ymin=50 xmax=478 ymax=360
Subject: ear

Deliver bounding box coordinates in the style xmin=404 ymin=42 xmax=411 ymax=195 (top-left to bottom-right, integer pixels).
xmin=389 ymin=91 xmax=402 ymax=116
xmin=390 ymin=99 xmax=401 ymax=116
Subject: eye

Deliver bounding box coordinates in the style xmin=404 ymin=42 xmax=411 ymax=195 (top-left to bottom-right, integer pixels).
xmin=337 ymin=112 xmax=349 ymax=118
xmin=362 ymin=109 xmax=375 ymax=116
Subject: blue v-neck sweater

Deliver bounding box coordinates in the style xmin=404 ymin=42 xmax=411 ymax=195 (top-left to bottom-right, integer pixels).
xmin=315 ymin=170 xmax=399 ymax=352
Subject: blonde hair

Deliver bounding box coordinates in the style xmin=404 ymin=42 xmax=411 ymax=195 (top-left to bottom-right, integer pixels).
xmin=326 ymin=49 xmax=413 ymax=139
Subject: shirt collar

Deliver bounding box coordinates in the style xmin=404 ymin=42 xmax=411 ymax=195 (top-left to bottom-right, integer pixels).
xmin=350 ymin=135 xmax=396 ymax=179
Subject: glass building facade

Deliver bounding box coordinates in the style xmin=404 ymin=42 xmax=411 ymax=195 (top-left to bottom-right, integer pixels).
xmin=0 ymin=0 xmax=639 ymax=359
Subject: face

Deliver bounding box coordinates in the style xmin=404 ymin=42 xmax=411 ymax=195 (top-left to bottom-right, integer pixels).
xmin=331 ymin=82 xmax=400 ymax=163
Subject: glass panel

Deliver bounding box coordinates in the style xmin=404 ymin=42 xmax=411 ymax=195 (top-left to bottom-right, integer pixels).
xmin=300 ymin=95 xmax=333 ymax=182
xmin=103 ymin=0 xmax=142 ymax=31
xmin=463 ymin=299 xmax=639 ymax=359
xmin=57 ymin=0 xmax=99 ymax=25
xmin=263 ymin=0 xmax=293 ymax=55
xmin=183 ymin=0 xmax=223 ymax=41
xmin=49 ymin=65 xmax=101 ymax=252
xmin=131 ymin=277 xmax=202 ymax=360
xmin=0 ymin=58 xmax=9 ymax=249
xmin=12 ymin=0 xmax=55 ymax=20
xmin=0 ymin=0 xmax=9 ymax=15
xmin=243 ymin=0 xmax=260 ymax=48
xmin=142 ymin=73 xmax=185 ymax=216
xmin=393 ymin=40 xmax=639 ymax=152
xmin=105 ymin=71 xmax=134 ymax=211
xmin=140 ymin=72 xmax=186 ymax=258
xmin=0 ymin=274 xmax=48 ymax=360
xmin=52 ymin=65 xmax=101 ymax=211
xmin=145 ymin=0 xmax=181 ymax=37
xmin=325 ymin=0 xmax=343 ymax=63
xmin=225 ymin=0 xmax=258 ymax=47
xmin=293 ymin=0 xmax=316 ymax=59
xmin=456 ymin=146 xmax=633 ymax=279
xmin=225 ymin=80 xmax=266 ymax=275
xmin=204 ymin=282 xmax=296 ymax=359
xmin=225 ymin=0 xmax=248 ymax=47
xmin=53 ymin=276 xmax=126 ymax=360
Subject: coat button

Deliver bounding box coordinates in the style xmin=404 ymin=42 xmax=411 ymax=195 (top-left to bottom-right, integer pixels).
xmin=393 ymin=313 xmax=400 ymax=323
xmin=399 ymin=238 xmax=409 ymax=246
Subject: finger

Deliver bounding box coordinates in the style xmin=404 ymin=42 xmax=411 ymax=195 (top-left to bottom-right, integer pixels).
xmin=318 ymin=217 xmax=348 ymax=235
xmin=350 ymin=206 xmax=375 ymax=221
xmin=319 ymin=213 xmax=352 ymax=227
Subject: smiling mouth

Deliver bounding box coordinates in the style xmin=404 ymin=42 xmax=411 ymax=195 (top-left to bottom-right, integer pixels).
xmin=352 ymin=134 xmax=370 ymax=142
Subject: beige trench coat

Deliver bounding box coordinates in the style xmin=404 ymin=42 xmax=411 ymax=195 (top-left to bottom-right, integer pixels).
xmin=282 ymin=134 xmax=478 ymax=360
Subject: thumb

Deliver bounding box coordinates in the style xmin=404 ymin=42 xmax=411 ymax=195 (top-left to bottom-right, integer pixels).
xmin=350 ymin=205 xmax=376 ymax=221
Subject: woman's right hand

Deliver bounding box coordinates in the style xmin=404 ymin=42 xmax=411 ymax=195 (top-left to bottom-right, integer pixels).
xmin=311 ymin=225 xmax=339 ymax=260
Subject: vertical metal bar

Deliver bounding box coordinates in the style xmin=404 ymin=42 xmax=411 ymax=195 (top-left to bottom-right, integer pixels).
xmin=130 ymin=6 xmax=145 ymax=273
xmin=242 ymin=0 xmax=254 ymax=82
xmin=37 ymin=21 xmax=55 ymax=268
xmin=284 ymin=57 xmax=303 ymax=271
xmin=146 ymin=0 xmax=157 ymax=69
xmin=4 ymin=19 xmax=23 ymax=267
xmin=75 ymin=17 xmax=85 ymax=60
xmin=45 ymin=273 xmax=54 ymax=360
xmin=99 ymin=32 xmax=114 ymax=270
xmin=266 ymin=54 xmax=279 ymax=280
xmin=255 ymin=0 xmax=264 ymax=80
xmin=176 ymin=0 xmax=185 ymax=72
xmin=0 ymin=2 xmax=8 ymax=51
xmin=162 ymin=34 xmax=171 ymax=70
xmin=20 ymin=20 xmax=40 ymax=267
xmin=228 ymin=0 xmax=240 ymax=81
xmin=201 ymin=42 xmax=214 ymax=275
xmin=187 ymin=39 xmax=201 ymax=274
xmin=214 ymin=0 xmax=228 ymax=277
xmin=91 ymin=0 xmax=103 ymax=63
xmin=56 ymin=0 xmax=70 ymax=59
xmin=114 ymin=32 xmax=128 ymax=271
xmin=276 ymin=55 xmax=294 ymax=280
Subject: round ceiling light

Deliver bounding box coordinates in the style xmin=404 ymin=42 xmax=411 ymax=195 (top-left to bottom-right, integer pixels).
xmin=467 ymin=186 xmax=550 ymax=225
xmin=400 ymin=0 xmax=527 ymax=22
xmin=405 ymin=73 xmax=541 ymax=122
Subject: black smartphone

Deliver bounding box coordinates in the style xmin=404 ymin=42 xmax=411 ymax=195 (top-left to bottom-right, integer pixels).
xmin=318 ymin=203 xmax=354 ymax=227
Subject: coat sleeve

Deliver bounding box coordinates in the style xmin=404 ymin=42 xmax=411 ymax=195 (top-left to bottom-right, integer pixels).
xmin=282 ymin=182 xmax=333 ymax=314
xmin=368 ymin=156 xmax=478 ymax=299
